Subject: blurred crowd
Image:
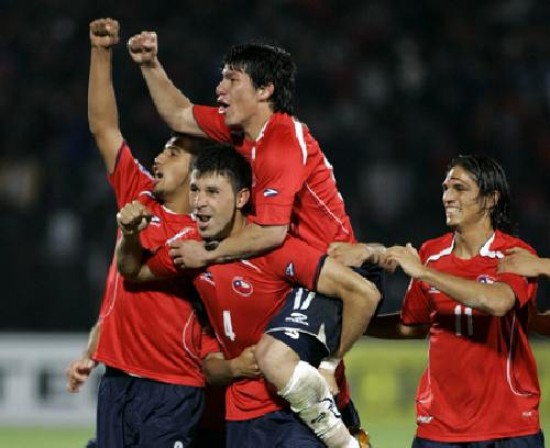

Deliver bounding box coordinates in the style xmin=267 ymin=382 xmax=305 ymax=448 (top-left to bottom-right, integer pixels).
xmin=1 ymin=0 xmax=549 ymax=330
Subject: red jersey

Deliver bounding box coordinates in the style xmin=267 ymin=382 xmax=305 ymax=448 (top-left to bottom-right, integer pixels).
xmin=148 ymin=234 xmax=325 ymax=421
xmin=193 ymin=106 xmax=355 ymax=250
xmin=93 ymin=142 xmax=214 ymax=386
xmin=401 ymin=231 xmax=540 ymax=442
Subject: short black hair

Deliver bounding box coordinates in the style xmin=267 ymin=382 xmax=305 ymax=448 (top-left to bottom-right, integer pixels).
xmin=168 ymin=132 xmax=210 ymax=157
xmin=447 ymin=154 xmax=516 ymax=234
xmin=223 ymin=41 xmax=296 ymax=115
xmin=191 ymin=144 xmax=253 ymax=214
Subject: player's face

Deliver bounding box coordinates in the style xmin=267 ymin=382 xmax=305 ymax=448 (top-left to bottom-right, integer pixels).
xmin=216 ymin=66 xmax=262 ymax=129
xmin=190 ymin=171 xmax=240 ymax=241
xmin=442 ymin=165 xmax=488 ymax=230
xmin=152 ymin=138 xmax=192 ymax=200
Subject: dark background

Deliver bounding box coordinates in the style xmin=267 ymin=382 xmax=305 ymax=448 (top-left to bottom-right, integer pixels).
xmin=1 ymin=0 xmax=549 ymax=331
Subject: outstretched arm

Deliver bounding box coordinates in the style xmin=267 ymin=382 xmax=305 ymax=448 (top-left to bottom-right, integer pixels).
xmin=387 ymin=244 xmax=516 ymax=316
xmin=88 ymin=18 xmax=123 ymax=173
xmin=316 ymin=257 xmax=382 ymax=358
xmin=498 ymin=248 xmax=550 ymax=278
xmin=127 ymin=31 xmax=205 ymax=137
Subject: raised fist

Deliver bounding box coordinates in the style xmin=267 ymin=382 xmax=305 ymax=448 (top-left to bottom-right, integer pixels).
xmin=116 ymin=200 xmax=152 ymax=236
xmin=127 ymin=31 xmax=158 ymax=67
xmin=89 ymin=18 xmax=120 ymax=49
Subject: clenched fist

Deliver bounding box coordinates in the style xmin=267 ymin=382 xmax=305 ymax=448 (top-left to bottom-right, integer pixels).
xmin=116 ymin=200 xmax=152 ymax=236
xmin=89 ymin=18 xmax=120 ymax=49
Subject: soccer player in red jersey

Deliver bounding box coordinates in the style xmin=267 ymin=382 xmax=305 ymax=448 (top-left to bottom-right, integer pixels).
xmin=65 ymin=19 xmax=257 ymax=448
xmin=125 ymin=30 xmax=383 ymax=441
xmin=333 ymin=154 xmax=544 ymax=447
xmin=116 ymin=145 xmax=379 ymax=448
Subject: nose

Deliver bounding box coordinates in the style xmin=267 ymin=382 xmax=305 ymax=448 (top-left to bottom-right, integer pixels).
xmin=216 ymin=79 xmax=227 ymax=97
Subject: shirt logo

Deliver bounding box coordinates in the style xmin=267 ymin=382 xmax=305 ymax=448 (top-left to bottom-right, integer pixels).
xmin=417 ymin=415 xmax=433 ymax=424
xmin=150 ymin=215 xmax=161 ymax=225
xmin=232 ymin=277 xmax=253 ymax=296
xmin=199 ymin=271 xmax=215 ymax=286
xmin=285 ymin=312 xmax=309 ymax=326
xmin=285 ymin=262 xmax=295 ymax=277
xmin=477 ymin=275 xmax=495 ymax=284
xmin=263 ymin=188 xmax=279 ymax=198
xmin=428 ymin=286 xmax=440 ymax=294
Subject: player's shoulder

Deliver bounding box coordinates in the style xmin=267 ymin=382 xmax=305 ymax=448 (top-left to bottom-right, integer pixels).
xmin=420 ymin=233 xmax=454 ymax=258
xmin=491 ymin=230 xmax=536 ymax=254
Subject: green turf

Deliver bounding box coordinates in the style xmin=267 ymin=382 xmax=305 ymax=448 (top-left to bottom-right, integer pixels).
xmin=0 ymin=427 xmax=94 ymax=448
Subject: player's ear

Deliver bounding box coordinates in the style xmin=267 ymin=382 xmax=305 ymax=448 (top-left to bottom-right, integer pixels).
xmin=236 ymin=188 xmax=251 ymax=210
xmin=258 ymin=83 xmax=274 ymax=101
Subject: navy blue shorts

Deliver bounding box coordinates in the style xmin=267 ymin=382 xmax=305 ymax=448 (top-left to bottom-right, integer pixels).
xmin=226 ymin=408 xmax=325 ymax=448
xmin=412 ymin=432 xmax=544 ymax=448
xmin=96 ymin=366 xmax=204 ymax=448
xmin=265 ymin=262 xmax=385 ymax=357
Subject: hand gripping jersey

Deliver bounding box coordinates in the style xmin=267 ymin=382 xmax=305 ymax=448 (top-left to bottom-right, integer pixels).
xmin=93 ymin=142 xmax=214 ymax=386
xmin=402 ymin=231 xmax=540 ymax=442
xmin=148 ymin=233 xmax=327 ymax=421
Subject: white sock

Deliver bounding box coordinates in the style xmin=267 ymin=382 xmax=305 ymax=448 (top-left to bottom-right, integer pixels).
xmin=279 ymin=360 xmax=354 ymax=448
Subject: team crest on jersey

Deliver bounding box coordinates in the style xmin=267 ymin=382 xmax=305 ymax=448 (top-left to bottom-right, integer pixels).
xmin=263 ymin=188 xmax=279 ymax=198
xmin=476 ymin=275 xmax=495 ymax=284
xmin=232 ymin=277 xmax=253 ymax=296
xmin=285 ymin=262 xmax=295 ymax=277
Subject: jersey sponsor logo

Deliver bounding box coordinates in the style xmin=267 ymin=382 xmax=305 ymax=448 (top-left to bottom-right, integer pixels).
xmin=428 ymin=286 xmax=440 ymax=294
xmin=232 ymin=277 xmax=253 ymax=296
xmin=417 ymin=415 xmax=433 ymax=424
xmin=285 ymin=312 xmax=309 ymax=326
xmin=285 ymin=262 xmax=295 ymax=277
xmin=263 ymin=188 xmax=279 ymax=197
xmin=476 ymin=274 xmax=495 ymax=284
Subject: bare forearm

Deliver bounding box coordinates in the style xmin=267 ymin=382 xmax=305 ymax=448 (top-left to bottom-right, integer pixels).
xmin=85 ymin=322 xmax=101 ymax=358
xmin=115 ymin=234 xmax=146 ymax=279
xmin=335 ymin=282 xmax=380 ymax=357
xmin=208 ymin=223 xmax=287 ymax=263
xmin=418 ymin=267 xmax=515 ymax=316
xmin=539 ymin=258 xmax=550 ymax=278
xmin=202 ymin=356 xmax=249 ymax=386
xmin=140 ymin=61 xmax=194 ymax=133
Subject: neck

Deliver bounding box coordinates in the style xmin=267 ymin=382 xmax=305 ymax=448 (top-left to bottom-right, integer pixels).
xmin=228 ymin=212 xmax=248 ymax=237
xmin=243 ymin=107 xmax=273 ymax=140
xmin=452 ymin=221 xmax=495 ymax=259
xmin=162 ymin=188 xmax=190 ymax=215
